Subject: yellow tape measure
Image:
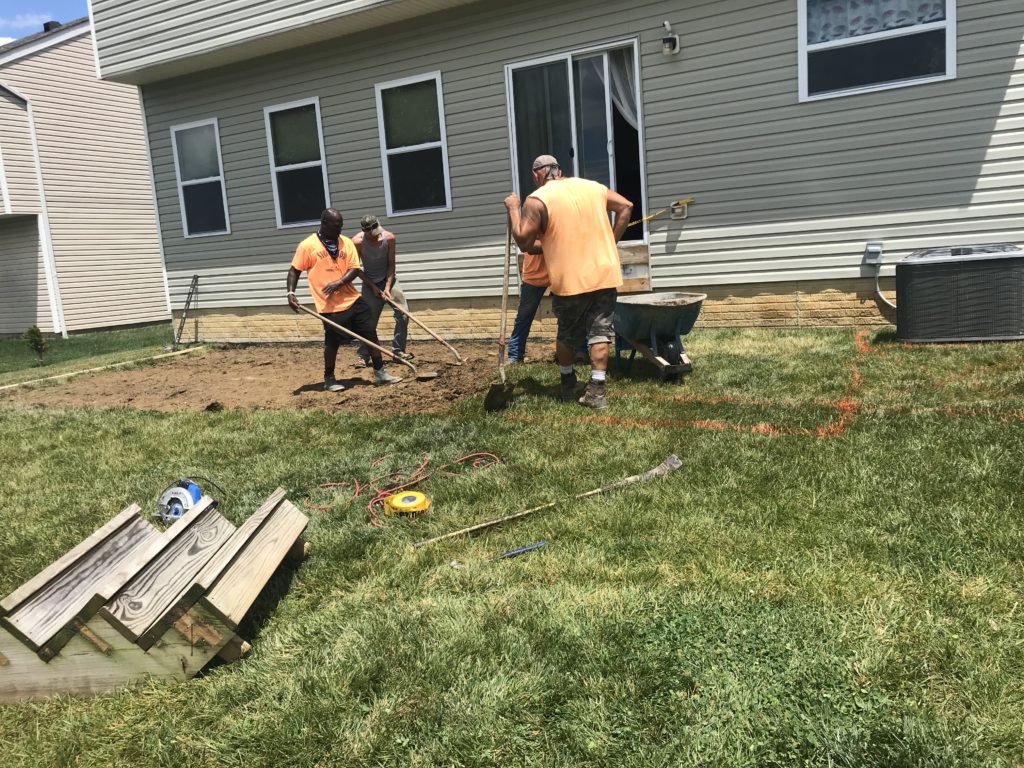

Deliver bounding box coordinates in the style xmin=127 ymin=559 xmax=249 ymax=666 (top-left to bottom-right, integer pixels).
xmin=383 ymin=491 xmax=432 ymax=517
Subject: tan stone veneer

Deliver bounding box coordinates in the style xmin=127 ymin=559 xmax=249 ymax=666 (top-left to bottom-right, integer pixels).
xmin=172 ymin=278 xmax=896 ymax=343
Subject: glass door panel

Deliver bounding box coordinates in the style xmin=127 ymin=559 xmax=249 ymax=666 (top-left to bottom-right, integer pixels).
xmin=572 ymin=55 xmax=612 ymax=187
xmin=511 ymin=60 xmax=573 ymax=196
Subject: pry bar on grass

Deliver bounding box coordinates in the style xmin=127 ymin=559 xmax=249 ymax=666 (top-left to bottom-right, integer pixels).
xmin=496 ymin=541 xmax=547 ymax=560
xmin=412 ymin=454 xmax=682 ymax=549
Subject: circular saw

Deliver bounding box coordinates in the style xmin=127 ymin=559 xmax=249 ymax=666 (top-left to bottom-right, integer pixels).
xmin=156 ymin=478 xmax=203 ymax=524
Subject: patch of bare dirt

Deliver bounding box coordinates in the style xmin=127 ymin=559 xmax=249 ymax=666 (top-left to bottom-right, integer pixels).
xmin=0 ymin=342 xmax=529 ymax=415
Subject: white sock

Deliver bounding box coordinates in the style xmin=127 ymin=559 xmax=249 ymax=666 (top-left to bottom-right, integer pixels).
xmin=559 ymin=365 xmax=574 ymax=375
xmin=590 ymin=370 xmax=606 ymax=383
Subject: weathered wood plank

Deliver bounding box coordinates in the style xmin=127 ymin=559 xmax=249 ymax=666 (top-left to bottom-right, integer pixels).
xmin=202 ymin=500 xmax=308 ymax=629
xmin=100 ymin=506 xmax=235 ymax=648
xmin=191 ymin=488 xmax=286 ymax=595
xmin=0 ymin=609 xmax=232 ymax=703
xmin=617 ymin=246 xmax=650 ymax=267
xmin=0 ymin=505 xmax=150 ymax=617
xmin=2 ymin=515 xmax=162 ymax=653
xmin=141 ymin=489 xmax=287 ymax=649
xmin=620 ymin=276 xmax=651 ymax=294
xmin=7 ymin=498 xmax=217 ymax=659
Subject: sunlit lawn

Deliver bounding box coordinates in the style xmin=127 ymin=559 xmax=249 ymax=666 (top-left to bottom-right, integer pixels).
xmin=1 ymin=326 xmax=1022 ymax=767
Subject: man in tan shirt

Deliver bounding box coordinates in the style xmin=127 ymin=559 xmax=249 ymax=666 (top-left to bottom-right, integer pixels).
xmin=504 ymin=155 xmax=633 ymax=410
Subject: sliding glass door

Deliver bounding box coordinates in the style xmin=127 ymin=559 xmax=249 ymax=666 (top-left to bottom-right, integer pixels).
xmin=507 ymin=42 xmax=646 ymax=242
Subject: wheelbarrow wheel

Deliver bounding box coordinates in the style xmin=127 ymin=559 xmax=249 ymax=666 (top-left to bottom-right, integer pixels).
xmin=658 ymin=338 xmax=683 ymax=383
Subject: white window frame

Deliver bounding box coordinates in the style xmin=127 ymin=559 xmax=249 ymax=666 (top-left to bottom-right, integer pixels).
xmin=374 ymin=71 xmax=453 ymax=217
xmin=169 ymin=117 xmax=231 ymax=238
xmin=263 ymin=97 xmax=331 ymax=229
xmin=797 ymin=0 xmax=957 ymax=102
xmin=503 ymin=38 xmax=649 ymax=245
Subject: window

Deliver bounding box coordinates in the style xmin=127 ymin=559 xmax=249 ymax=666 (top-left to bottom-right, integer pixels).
xmin=374 ymin=72 xmax=452 ymax=216
xmin=264 ymin=98 xmax=330 ymax=227
xmin=798 ymin=0 xmax=956 ymax=101
xmin=170 ymin=118 xmax=229 ymax=237
xmin=506 ymin=42 xmax=648 ymax=242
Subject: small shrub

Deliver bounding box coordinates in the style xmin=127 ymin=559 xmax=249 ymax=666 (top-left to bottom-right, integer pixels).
xmin=23 ymin=325 xmax=48 ymax=365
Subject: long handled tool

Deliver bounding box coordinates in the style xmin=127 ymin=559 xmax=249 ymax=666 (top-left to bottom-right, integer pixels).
xmin=382 ymin=296 xmax=464 ymax=365
xmin=296 ymin=304 xmax=439 ymax=381
xmin=483 ymin=218 xmax=515 ymax=411
xmin=413 ymin=454 xmax=682 ymax=549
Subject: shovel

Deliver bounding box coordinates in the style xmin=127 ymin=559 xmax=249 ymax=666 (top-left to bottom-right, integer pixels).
xmin=296 ymin=304 xmax=439 ymax=381
xmin=484 ymin=218 xmax=515 ymax=412
xmin=382 ymin=295 xmax=464 ymax=365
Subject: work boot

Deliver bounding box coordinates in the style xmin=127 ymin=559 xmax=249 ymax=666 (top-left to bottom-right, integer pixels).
xmin=559 ymin=371 xmax=578 ymax=402
xmin=374 ymin=368 xmax=403 ymax=385
xmin=578 ymin=380 xmax=608 ymax=410
xmin=324 ymin=375 xmax=345 ymax=392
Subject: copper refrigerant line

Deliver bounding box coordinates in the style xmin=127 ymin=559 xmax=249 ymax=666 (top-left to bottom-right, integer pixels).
xmin=304 ymin=452 xmax=502 ymax=527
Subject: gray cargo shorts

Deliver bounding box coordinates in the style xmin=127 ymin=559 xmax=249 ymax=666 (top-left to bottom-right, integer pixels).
xmin=551 ymin=287 xmax=617 ymax=349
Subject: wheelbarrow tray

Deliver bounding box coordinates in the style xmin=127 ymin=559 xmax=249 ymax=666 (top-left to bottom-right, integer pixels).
xmin=614 ymin=292 xmax=707 ymax=378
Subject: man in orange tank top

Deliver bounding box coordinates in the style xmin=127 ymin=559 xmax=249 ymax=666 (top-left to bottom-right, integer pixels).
xmin=504 ymin=156 xmax=633 ymax=410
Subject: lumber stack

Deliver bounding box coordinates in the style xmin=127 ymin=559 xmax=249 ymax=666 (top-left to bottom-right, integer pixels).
xmin=0 ymin=489 xmax=308 ymax=703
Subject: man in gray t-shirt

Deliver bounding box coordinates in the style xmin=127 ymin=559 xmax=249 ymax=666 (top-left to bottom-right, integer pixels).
xmin=352 ymin=214 xmax=412 ymax=365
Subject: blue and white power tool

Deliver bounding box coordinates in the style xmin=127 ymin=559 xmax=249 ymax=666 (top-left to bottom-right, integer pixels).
xmin=156 ymin=478 xmax=203 ymax=524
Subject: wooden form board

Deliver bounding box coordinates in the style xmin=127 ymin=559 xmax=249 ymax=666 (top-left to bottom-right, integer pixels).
xmin=1 ymin=512 xmax=162 ymax=653
xmin=202 ymin=500 xmax=308 ymax=628
xmin=618 ymin=245 xmax=650 ymax=295
xmin=0 ymin=489 xmax=310 ymax=702
xmin=101 ymin=506 xmax=235 ymax=648
xmin=0 ymin=607 xmax=234 ymax=703
xmin=0 ymin=505 xmax=147 ymax=618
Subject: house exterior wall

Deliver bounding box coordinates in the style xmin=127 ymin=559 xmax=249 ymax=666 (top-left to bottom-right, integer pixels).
xmin=130 ymin=0 xmax=1022 ymax=332
xmin=0 ymin=32 xmax=170 ymax=331
xmin=90 ymin=0 xmax=478 ymax=84
xmin=0 ymin=92 xmax=41 ymax=213
xmin=0 ymin=215 xmax=53 ymax=334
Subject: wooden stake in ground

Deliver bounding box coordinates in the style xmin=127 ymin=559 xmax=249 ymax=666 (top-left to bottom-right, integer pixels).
xmin=412 ymin=454 xmax=682 ymax=549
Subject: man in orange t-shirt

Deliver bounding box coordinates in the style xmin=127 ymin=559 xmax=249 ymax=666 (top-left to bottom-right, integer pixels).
xmin=506 ymin=238 xmax=549 ymax=364
xmin=504 ymin=155 xmax=633 ymax=410
xmin=287 ymin=208 xmax=401 ymax=391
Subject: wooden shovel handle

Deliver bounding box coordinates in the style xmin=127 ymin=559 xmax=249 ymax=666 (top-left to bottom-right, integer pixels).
xmin=383 ymin=296 xmax=463 ymax=364
xmin=498 ymin=217 xmax=512 ymax=384
xmin=295 ymin=304 xmax=418 ymax=377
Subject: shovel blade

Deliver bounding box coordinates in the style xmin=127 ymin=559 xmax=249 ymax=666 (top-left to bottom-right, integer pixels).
xmin=484 ymin=381 xmax=515 ymax=412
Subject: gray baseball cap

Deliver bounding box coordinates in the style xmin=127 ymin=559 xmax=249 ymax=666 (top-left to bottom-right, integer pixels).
xmin=531 ymin=154 xmax=560 ymax=171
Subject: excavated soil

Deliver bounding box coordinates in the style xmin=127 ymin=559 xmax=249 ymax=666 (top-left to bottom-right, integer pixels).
xmin=0 ymin=342 xmax=533 ymax=414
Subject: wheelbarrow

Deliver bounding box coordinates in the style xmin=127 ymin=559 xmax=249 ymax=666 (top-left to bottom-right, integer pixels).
xmin=614 ymin=292 xmax=707 ymax=380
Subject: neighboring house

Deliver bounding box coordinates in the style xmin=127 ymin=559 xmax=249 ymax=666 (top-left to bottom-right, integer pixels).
xmin=0 ymin=18 xmax=168 ymax=337
xmin=88 ymin=0 xmax=1022 ymax=341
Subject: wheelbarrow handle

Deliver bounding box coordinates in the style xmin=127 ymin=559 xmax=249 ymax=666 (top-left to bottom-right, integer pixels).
xmin=382 ymin=295 xmax=464 ymax=365
xmin=295 ymin=303 xmax=419 ymax=377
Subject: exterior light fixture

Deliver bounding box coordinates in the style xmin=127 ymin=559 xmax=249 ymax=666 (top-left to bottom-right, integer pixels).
xmin=662 ymin=21 xmax=680 ymax=55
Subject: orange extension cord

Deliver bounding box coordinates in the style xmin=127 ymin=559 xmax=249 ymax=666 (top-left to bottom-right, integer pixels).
xmin=304 ymin=452 xmax=502 ymax=527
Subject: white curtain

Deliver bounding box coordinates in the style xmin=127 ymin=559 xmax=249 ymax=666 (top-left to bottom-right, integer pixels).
xmin=607 ymin=48 xmax=638 ymax=131
xmin=806 ymin=0 xmax=944 ymax=45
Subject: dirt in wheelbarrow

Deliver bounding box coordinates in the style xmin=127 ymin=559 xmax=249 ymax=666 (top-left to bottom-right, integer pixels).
xmin=0 ymin=341 xmax=536 ymax=415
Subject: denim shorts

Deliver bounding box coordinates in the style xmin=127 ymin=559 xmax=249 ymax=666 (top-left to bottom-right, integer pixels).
xmin=551 ymin=287 xmax=617 ymax=348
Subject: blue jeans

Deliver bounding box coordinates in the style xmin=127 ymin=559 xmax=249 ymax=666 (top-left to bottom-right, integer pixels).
xmin=507 ymin=282 xmax=547 ymax=362
xmin=357 ymin=278 xmax=409 ymax=361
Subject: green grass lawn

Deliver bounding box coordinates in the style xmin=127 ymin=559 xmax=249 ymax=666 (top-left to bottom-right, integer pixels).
xmin=1 ymin=327 xmax=1022 ymax=767
xmin=0 ymin=324 xmax=174 ymax=387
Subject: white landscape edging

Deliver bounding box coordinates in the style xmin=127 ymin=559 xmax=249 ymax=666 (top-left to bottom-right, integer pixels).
xmin=0 ymin=347 xmax=206 ymax=392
